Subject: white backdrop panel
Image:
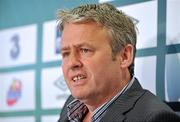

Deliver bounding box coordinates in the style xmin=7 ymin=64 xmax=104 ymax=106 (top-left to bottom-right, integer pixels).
xmin=118 ymin=0 xmax=157 ymax=49
xmin=0 ymin=24 xmax=37 ymax=68
xmin=42 ymin=20 xmax=62 ymax=62
xmin=166 ymin=0 xmax=180 ymax=45
xmin=0 ymin=70 xmax=35 ymax=112
xmin=135 ymin=56 xmax=157 ymax=94
xmin=41 ymin=67 xmax=70 ymax=109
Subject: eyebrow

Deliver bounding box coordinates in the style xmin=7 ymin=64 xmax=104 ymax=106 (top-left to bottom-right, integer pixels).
xmin=61 ymin=42 xmax=94 ymax=51
xmin=61 ymin=46 xmax=70 ymax=52
xmin=75 ymin=43 xmax=93 ymax=48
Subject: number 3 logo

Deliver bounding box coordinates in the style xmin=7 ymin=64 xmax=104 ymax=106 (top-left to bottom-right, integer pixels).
xmin=10 ymin=34 xmax=20 ymax=59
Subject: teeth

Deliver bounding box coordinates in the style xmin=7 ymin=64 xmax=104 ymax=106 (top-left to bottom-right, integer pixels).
xmin=73 ymin=75 xmax=85 ymax=82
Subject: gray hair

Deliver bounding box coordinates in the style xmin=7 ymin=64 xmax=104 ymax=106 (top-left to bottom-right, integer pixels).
xmin=57 ymin=3 xmax=137 ymax=76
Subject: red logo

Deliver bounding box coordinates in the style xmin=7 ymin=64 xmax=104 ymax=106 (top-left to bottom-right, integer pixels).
xmin=6 ymin=79 xmax=22 ymax=106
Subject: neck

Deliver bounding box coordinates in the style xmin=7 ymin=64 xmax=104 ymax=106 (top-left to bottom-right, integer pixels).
xmin=81 ymin=69 xmax=131 ymax=113
xmin=83 ymin=111 xmax=93 ymax=122
xmin=86 ymin=73 xmax=131 ymax=113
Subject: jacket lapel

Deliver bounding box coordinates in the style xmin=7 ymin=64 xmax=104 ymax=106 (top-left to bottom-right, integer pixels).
xmin=100 ymin=79 xmax=145 ymax=122
xmin=58 ymin=95 xmax=75 ymax=122
xmin=59 ymin=116 xmax=69 ymax=122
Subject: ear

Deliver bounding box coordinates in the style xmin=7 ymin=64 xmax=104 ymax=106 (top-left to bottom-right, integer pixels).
xmin=119 ymin=44 xmax=134 ymax=68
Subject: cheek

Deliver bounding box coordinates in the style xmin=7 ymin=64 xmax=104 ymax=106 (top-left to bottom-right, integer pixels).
xmin=62 ymin=64 xmax=68 ymax=79
xmin=87 ymin=56 xmax=118 ymax=81
xmin=86 ymin=59 xmax=109 ymax=83
xmin=87 ymin=56 xmax=112 ymax=73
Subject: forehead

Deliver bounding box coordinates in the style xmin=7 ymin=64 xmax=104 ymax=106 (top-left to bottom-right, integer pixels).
xmin=62 ymin=22 xmax=104 ymax=36
xmin=61 ymin=22 xmax=110 ymax=46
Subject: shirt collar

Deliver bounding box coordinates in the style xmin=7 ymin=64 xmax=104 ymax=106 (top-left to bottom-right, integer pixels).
xmin=67 ymin=99 xmax=88 ymax=122
xmin=92 ymin=76 xmax=135 ymax=122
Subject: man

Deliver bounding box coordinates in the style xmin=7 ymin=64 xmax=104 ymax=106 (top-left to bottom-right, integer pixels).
xmin=57 ymin=3 xmax=180 ymax=122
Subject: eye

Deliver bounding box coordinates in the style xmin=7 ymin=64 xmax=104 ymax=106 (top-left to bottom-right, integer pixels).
xmin=62 ymin=51 xmax=70 ymax=58
xmin=80 ymin=48 xmax=91 ymax=53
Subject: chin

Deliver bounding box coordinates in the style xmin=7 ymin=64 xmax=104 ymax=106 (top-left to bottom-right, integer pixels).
xmin=72 ymin=91 xmax=83 ymax=98
xmin=72 ymin=93 xmax=88 ymax=101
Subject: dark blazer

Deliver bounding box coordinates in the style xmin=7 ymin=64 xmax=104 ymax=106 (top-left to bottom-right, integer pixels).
xmin=58 ymin=78 xmax=180 ymax=122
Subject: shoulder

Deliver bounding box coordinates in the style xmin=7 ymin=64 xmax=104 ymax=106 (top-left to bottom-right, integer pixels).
xmin=129 ymin=90 xmax=172 ymax=115
xmin=144 ymin=110 xmax=180 ymax=122
xmin=126 ymin=109 xmax=180 ymax=122
xmin=137 ymin=90 xmax=172 ymax=111
xmin=126 ymin=90 xmax=180 ymax=121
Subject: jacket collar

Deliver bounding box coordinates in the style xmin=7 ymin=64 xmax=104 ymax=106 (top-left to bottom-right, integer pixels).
xmin=100 ymin=78 xmax=145 ymax=122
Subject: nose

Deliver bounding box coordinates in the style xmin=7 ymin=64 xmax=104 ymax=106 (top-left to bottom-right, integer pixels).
xmin=68 ymin=51 xmax=83 ymax=70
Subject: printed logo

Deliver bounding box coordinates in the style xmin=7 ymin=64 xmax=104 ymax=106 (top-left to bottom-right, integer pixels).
xmin=54 ymin=75 xmax=68 ymax=91
xmin=10 ymin=34 xmax=20 ymax=60
xmin=6 ymin=79 xmax=22 ymax=106
xmin=55 ymin=27 xmax=62 ymax=54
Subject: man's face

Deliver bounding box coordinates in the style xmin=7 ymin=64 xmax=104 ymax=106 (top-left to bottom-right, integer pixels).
xmin=61 ymin=22 xmax=123 ymax=105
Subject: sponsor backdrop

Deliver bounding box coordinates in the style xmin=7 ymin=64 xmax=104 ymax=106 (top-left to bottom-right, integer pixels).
xmin=0 ymin=0 xmax=179 ymax=121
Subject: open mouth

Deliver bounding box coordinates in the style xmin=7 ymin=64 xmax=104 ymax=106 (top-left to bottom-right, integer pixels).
xmin=72 ymin=74 xmax=86 ymax=82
